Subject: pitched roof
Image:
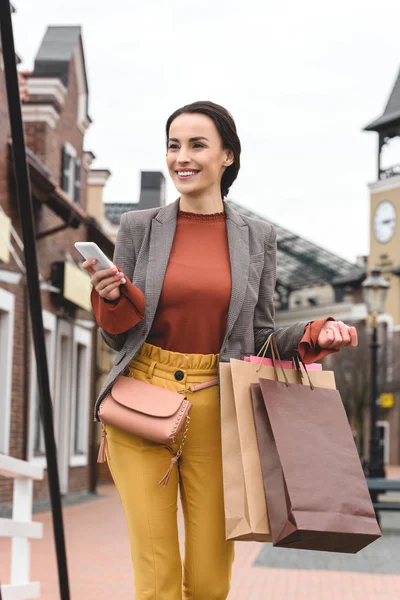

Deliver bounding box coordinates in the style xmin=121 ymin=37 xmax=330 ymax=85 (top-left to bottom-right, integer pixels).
xmin=32 ymin=26 xmax=88 ymax=93
xmin=364 ymin=67 xmax=400 ymax=132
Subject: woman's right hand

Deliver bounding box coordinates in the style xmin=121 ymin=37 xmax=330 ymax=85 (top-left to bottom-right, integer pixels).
xmin=82 ymin=259 xmax=126 ymax=302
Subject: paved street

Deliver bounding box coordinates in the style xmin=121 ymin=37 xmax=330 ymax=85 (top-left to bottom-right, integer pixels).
xmin=1 ymin=480 xmax=400 ymax=600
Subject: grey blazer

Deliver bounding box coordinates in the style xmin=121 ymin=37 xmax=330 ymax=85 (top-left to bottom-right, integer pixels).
xmin=93 ymin=198 xmax=308 ymax=421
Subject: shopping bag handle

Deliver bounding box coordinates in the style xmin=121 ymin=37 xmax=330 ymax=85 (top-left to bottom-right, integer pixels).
xmin=256 ymin=333 xmax=289 ymax=386
xmin=256 ymin=334 xmax=315 ymax=391
xmin=256 ymin=330 xmax=276 ymax=359
xmin=293 ymin=353 xmax=315 ymax=391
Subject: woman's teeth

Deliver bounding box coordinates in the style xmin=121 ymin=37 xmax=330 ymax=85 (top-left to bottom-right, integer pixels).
xmin=178 ymin=171 xmax=198 ymax=177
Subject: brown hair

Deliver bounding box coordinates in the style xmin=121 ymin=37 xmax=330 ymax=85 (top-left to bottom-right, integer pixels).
xmin=166 ymin=100 xmax=241 ymax=198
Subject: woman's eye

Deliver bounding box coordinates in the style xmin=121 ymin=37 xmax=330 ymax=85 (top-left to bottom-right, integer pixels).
xmin=167 ymin=143 xmax=204 ymax=150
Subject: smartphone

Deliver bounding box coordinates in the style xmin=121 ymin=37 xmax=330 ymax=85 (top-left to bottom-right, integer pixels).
xmin=74 ymin=242 xmax=115 ymax=272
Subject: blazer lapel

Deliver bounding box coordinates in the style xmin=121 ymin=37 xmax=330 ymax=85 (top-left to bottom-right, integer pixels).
xmin=145 ymin=198 xmax=180 ymax=325
xmin=222 ymin=201 xmax=250 ymax=346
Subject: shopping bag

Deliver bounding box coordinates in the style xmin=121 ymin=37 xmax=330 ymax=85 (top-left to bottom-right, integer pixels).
xmin=227 ymin=357 xmax=336 ymax=541
xmin=251 ymin=340 xmax=381 ymax=553
xmin=219 ymin=362 xmax=270 ymax=541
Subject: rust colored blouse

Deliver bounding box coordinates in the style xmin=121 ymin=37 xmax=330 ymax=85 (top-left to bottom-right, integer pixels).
xmin=91 ymin=210 xmax=335 ymax=363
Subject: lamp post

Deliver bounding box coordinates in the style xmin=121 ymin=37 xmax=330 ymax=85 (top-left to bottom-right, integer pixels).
xmin=362 ymin=266 xmax=389 ymax=479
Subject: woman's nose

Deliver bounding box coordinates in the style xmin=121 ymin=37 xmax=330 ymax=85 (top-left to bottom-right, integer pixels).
xmin=177 ymin=147 xmax=190 ymax=163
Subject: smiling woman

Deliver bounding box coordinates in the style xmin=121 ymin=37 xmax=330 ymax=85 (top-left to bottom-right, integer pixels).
xmin=85 ymin=99 xmax=358 ymax=600
xmin=165 ymin=101 xmax=241 ymax=212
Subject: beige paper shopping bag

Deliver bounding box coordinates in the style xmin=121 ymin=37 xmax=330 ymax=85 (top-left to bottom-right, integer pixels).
xmin=228 ymin=358 xmax=336 ymax=541
xmin=219 ymin=363 xmax=270 ymax=541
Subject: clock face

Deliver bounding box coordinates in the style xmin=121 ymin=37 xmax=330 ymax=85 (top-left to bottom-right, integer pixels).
xmin=374 ymin=201 xmax=396 ymax=243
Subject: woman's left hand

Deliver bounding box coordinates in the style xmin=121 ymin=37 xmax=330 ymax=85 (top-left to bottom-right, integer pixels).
xmin=317 ymin=320 xmax=358 ymax=350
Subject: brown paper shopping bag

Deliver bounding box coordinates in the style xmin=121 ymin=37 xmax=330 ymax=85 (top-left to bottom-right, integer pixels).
xmin=251 ymin=375 xmax=381 ymax=553
xmin=226 ymin=357 xmax=336 ymax=542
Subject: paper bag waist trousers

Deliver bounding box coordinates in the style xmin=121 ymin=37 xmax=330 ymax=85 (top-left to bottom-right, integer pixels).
xmin=104 ymin=342 xmax=235 ymax=600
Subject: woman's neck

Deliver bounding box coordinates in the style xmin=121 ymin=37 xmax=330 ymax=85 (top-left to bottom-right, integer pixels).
xmin=178 ymin=192 xmax=224 ymax=214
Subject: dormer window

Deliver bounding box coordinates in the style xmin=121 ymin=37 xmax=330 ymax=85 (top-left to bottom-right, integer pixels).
xmin=61 ymin=143 xmax=81 ymax=203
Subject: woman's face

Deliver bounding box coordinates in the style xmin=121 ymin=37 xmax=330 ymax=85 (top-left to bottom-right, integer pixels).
xmin=166 ymin=112 xmax=233 ymax=198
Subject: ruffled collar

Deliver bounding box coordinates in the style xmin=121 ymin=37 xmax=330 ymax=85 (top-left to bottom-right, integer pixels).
xmin=178 ymin=209 xmax=225 ymax=222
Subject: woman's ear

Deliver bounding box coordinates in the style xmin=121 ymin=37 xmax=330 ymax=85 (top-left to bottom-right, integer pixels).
xmin=223 ymin=150 xmax=234 ymax=167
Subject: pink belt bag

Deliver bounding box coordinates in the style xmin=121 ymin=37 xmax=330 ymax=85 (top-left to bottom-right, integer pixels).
xmin=97 ymin=373 xmax=218 ymax=486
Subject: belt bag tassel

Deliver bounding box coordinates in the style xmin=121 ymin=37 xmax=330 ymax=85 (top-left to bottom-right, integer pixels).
xmin=97 ymin=375 xmax=218 ymax=486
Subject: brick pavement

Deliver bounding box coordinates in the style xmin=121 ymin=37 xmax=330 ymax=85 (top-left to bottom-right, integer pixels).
xmin=1 ymin=476 xmax=400 ymax=600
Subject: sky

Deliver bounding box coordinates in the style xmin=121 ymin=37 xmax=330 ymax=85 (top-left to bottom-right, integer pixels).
xmin=11 ymin=0 xmax=400 ymax=263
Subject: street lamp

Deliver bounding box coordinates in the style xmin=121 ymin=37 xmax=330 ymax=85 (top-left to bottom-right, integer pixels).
xmin=362 ymin=266 xmax=390 ymax=479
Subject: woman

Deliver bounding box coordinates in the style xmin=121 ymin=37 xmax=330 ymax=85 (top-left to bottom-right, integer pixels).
xmin=84 ymin=101 xmax=358 ymax=600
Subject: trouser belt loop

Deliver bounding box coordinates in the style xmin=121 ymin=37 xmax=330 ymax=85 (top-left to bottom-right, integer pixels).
xmin=147 ymin=360 xmax=157 ymax=380
xmin=188 ymin=378 xmax=219 ymax=393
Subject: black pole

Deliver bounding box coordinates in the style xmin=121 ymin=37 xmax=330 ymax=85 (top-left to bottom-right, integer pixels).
xmin=368 ymin=318 xmax=385 ymax=479
xmin=0 ymin=3 xmax=70 ymax=598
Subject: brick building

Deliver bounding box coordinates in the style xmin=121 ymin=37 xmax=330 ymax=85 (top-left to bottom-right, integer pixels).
xmin=0 ymin=25 xmax=117 ymax=507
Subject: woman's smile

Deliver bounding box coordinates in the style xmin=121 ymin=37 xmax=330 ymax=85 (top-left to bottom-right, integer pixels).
xmin=176 ymin=169 xmax=200 ymax=180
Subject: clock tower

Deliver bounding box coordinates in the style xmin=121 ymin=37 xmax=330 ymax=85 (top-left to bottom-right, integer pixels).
xmin=364 ymin=69 xmax=400 ymax=326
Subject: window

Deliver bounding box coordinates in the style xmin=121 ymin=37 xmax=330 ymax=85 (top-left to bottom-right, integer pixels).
xmin=28 ymin=317 xmax=92 ymax=478
xmin=0 ymin=288 xmax=15 ymax=455
xmin=28 ymin=311 xmax=56 ymax=465
xmin=70 ymin=326 xmax=92 ymax=466
xmin=61 ymin=142 xmax=81 ymax=204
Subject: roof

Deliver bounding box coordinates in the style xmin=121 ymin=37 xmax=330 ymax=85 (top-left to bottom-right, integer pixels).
xmin=32 ymin=26 xmax=88 ymax=93
xmin=228 ymin=200 xmax=365 ymax=291
xmin=330 ymin=264 xmax=366 ymax=287
xmin=104 ymin=203 xmax=138 ymax=225
xmin=364 ymin=67 xmax=400 ymax=132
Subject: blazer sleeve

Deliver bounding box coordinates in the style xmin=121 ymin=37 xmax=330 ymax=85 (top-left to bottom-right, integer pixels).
xmin=94 ymin=212 xmax=144 ymax=352
xmin=254 ymin=225 xmax=309 ymax=358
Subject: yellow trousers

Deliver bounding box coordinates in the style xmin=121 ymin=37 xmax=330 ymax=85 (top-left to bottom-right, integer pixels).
xmin=105 ymin=342 xmax=235 ymax=600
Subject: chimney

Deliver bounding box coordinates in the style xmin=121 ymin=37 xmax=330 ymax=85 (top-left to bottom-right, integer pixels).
xmin=137 ymin=171 xmax=166 ymax=210
xmin=87 ymin=166 xmax=111 ymax=222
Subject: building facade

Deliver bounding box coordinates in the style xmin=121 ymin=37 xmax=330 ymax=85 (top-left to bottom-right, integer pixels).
xmin=0 ymin=24 xmax=116 ymax=507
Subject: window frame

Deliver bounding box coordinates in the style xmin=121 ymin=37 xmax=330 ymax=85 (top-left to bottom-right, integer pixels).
xmin=69 ymin=325 xmax=92 ymax=467
xmin=0 ymin=288 xmax=15 ymax=455
xmin=27 ymin=310 xmax=57 ymax=468
xmin=61 ymin=142 xmax=81 ymax=204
